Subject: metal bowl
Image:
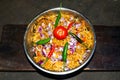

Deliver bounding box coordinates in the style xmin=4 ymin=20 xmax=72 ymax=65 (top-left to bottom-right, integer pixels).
xmin=24 ymin=7 xmax=96 ymax=75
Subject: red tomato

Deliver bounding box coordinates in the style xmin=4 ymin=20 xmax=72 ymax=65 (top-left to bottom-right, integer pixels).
xmin=53 ymin=26 xmax=68 ymax=40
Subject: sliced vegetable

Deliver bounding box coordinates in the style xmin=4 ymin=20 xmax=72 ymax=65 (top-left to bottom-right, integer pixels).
xmin=38 ymin=60 xmax=44 ymax=65
xmin=36 ymin=38 xmax=50 ymax=45
xmin=69 ymin=32 xmax=83 ymax=43
xmin=42 ymin=48 xmax=47 ymax=57
xmin=38 ymin=26 xmax=42 ymax=32
xmin=43 ymin=44 xmax=55 ymax=65
xmin=62 ymin=42 xmax=68 ymax=62
xmin=82 ymin=37 xmax=86 ymax=42
xmin=54 ymin=3 xmax=62 ymax=27
xmin=54 ymin=11 xmax=61 ymax=27
xmin=47 ymin=44 xmax=55 ymax=58
xmin=53 ymin=26 xmax=68 ymax=40
xmin=67 ymin=22 xmax=74 ymax=30
xmin=81 ymin=20 xmax=86 ymax=27
xmin=69 ymin=32 xmax=89 ymax=49
xmin=62 ymin=42 xmax=68 ymax=70
xmin=36 ymin=51 xmax=41 ymax=56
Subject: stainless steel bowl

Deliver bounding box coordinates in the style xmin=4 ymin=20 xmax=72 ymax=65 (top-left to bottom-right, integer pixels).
xmin=24 ymin=7 xmax=96 ymax=75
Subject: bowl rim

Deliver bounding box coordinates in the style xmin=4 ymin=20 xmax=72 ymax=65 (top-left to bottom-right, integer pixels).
xmin=23 ymin=7 xmax=96 ymax=75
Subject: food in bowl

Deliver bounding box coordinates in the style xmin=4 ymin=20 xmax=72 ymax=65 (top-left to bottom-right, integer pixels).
xmin=24 ymin=7 xmax=96 ymax=74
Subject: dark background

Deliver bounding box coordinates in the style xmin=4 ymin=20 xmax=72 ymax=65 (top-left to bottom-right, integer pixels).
xmin=0 ymin=0 xmax=120 ymax=80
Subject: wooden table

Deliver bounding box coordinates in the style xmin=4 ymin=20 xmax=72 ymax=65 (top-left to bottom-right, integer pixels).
xmin=0 ymin=24 xmax=120 ymax=71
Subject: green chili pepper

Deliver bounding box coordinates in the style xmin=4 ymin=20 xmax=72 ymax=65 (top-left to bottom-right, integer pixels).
xmin=62 ymin=42 xmax=68 ymax=62
xmin=54 ymin=11 xmax=61 ymax=28
xmin=54 ymin=3 xmax=62 ymax=28
xmin=62 ymin=42 xmax=68 ymax=70
xmin=36 ymin=38 xmax=51 ymax=45
xmin=69 ymin=32 xmax=89 ymax=49
xmin=69 ymin=32 xmax=83 ymax=43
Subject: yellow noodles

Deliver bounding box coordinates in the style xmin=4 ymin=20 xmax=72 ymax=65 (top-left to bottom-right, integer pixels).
xmin=30 ymin=11 xmax=94 ymax=72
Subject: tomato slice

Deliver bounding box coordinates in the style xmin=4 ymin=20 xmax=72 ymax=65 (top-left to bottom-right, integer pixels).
xmin=53 ymin=26 xmax=68 ymax=40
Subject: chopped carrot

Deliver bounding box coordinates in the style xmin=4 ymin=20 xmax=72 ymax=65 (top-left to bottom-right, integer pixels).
xmin=81 ymin=20 xmax=86 ymax=27
xmin=36 ymin=51 xmax=41 ymax=56
xmin=82 ymin=37 xmax=86 ymax=42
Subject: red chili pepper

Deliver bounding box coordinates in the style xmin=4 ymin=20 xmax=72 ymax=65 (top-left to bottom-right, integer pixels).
xmin=67 ymin=22 xmax=74 ymax=30
xmin=42 ymin=44 xmax=55 ymax=65
xmin=47 ymin=44 xmax=55 ymax=58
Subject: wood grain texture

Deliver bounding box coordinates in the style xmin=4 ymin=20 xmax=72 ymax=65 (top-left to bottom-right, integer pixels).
xmin=0 ymin=24 xmax=120 ymax=71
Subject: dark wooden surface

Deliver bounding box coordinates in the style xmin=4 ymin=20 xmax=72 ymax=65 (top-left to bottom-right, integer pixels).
xmin=0 ymin=24 xmax=120 ymax=71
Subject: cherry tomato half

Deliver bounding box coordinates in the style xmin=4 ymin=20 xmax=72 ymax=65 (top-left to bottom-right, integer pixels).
xmin=53 ymin=26 xmax=68 ymax=40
